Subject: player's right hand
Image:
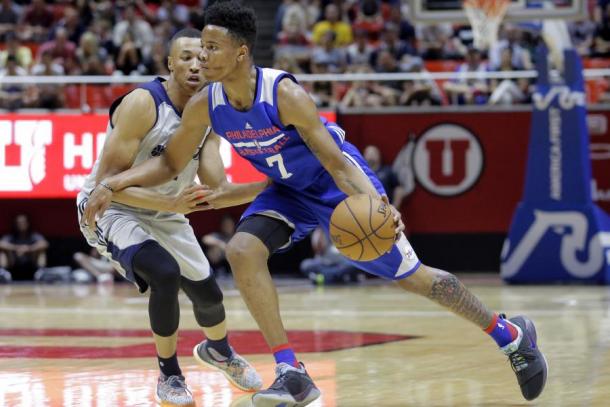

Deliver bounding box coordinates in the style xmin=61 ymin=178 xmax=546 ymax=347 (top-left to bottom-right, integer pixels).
xmin=83 ymin=183 xmax=113 ymax=230
xmin=171 ymin=184 xmax=213 ymax=214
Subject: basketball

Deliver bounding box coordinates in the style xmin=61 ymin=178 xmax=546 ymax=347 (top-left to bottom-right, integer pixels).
xmin=329 ymin=194 xmax=396 ymax=261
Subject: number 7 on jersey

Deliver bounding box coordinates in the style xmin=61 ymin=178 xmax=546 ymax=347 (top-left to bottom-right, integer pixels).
xmin=266 ymin=153 xmax=293 ymax=179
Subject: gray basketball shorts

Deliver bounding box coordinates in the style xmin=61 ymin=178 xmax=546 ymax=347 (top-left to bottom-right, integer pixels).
xmin=77 ymin=193 xmax=211 ymax=286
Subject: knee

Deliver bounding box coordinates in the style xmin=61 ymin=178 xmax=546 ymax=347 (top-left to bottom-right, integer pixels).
xmin=182 ymin=276 xmax=225 ymax=327
xmin=225 ymin=235 xmax=267 ymax=268
xmin=133 ymin=241 xmax=181 ymax=290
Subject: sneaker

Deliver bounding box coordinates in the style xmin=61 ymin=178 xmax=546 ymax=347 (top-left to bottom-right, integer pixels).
xmin=155 ymin=373 xmax=195 ymax=406
xmin=500 ymin=314 xmax=548 ymax=401
xmin=193 ymin=341 xmax=263 ymax=392
xmin=252 ymin=362 xmax=320 ymax=407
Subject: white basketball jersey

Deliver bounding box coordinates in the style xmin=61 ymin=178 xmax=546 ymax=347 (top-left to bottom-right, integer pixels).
xmin=80 ymin=78 xmax=205 ymax=218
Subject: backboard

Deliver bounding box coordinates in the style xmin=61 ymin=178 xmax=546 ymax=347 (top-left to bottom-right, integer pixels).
xmin=409 ymin=0 xmax=587 ymax=23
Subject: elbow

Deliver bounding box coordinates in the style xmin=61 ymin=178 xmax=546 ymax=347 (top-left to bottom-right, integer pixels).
xmin=164 ymin=158 xmax=182 ymax=180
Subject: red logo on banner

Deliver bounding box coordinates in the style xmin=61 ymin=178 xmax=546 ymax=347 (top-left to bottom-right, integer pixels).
xmin=413 ymin=124 xmax=484 ymax=197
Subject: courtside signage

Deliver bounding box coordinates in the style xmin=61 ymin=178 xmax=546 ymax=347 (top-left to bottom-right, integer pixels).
xmin=0 ymin=114 xmax=266 ymax=198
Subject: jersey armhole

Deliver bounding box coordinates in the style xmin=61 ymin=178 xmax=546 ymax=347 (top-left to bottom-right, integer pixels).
xmin=272 ymin=74 xmax=299 ymax=130
xmin=109 ymin=88 xmax=159 ymax=131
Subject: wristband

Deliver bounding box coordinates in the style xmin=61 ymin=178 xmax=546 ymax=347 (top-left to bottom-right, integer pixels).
xmin=98 ymin=181 xmax=114 ymax=193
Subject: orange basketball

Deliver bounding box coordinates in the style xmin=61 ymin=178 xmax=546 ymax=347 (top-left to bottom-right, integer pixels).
xmin=329 ymin=194 xmax=396 ymax=261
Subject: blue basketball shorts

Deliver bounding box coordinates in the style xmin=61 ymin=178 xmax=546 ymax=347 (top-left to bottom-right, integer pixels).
xmin=241 ymin=141 xmax=421 ymax=280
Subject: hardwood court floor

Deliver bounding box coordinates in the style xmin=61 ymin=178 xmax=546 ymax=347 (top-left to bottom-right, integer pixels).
xmin=0 ymin=276 xmax=608 ymax=407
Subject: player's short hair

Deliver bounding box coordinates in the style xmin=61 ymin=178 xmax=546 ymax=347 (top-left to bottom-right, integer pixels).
xmin=204 ymin=0 xmax=257 ymax=52
xmin=170 ymin=27 xmax=201 ymax=49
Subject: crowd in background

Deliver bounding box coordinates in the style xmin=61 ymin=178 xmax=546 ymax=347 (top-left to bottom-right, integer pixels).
xmin=0 ymin=0 xmax=608 ymax=109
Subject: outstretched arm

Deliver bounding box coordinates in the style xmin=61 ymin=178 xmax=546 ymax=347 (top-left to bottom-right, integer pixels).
xmin=196 ymin=131 xmax=270 ymax=209
xmin=112 ymin=185 xmax=209 ymax=214
xmin=83 ymin=90 xmax=212 ymax=227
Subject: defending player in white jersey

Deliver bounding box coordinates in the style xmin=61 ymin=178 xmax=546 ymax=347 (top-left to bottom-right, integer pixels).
xmin=77 ymin=28 xmax=265 ymax=405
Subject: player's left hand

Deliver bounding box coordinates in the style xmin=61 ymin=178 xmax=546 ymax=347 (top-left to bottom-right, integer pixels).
xmin=195 ymin=184 xmax=231 ymax=209
xmin=82 ymin=182 xmax=113 ymax=230
xmin=381 ymin=195 xmax=404 ymax=242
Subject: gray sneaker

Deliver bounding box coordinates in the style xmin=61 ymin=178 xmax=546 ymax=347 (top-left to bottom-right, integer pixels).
xmin=193 ymin=340 xmax=263 ymax=392
xmin=500 ymin=314 xmax=548 ymax=401
xmin=252 ymin=362 xmax=320 ymax=407
xmin=155 ymin=374 xmax=194 ymax=406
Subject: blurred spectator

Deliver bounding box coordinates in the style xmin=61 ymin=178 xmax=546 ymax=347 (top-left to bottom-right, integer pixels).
xmin=76 ymin=31 xmax=110 ymax=75
xmin=311 ymin=3 xmax=353 ymax=47
xmin=277 ymin=2 xmax=310 ymax=45
xmin=144 ymin=39 xmax=170 ymax=75
xmin=310 ymin=30 xmax=346 ymax=73
xmin=31 ymin=49 xmax=64 ymax=108
xmin=488 ymin=47 xmax=530 ymax=105
xmin=273 ymin=54 xmax=303 ymax=74
xmin=569 ymin=19 xmax=596 ymax=56
xmin=0 ymin=214 xmax=48 ymax=281
xmin=279 ymin=0 xmax=308 ymax=38
xmin=154 ymin=0 xmax=190 ymax=27
xmin=371 ymin=22 xmax=415 ymax=68
xmin=0 ymin=0 xmax=19 ymax=41
xmin=0 ymin=33 xmax=32 ymax=69
xmin=275 ymin=1 xmax=312 ymax=66
xmin=373 ymin=49 xmax=403 ymax=91
xmin=112 ymin=3 xmax=154 ymax=59
xmin=450 ymin=24 xmax=475 ymax=57
xmin=346 ymin=28 xmax=374 ymax=66
xmin=593 ymin=3 xmax=610 ymax=56
xmin=37 ymin=27 xmax=77 ymax=74
xmin=399 ymin=59 xmax=442 ymax=106
xmin=73 ymin=248 xmax=115 ymax=284
xmin=91 ymin=18 xmax=117 ymax=59
xmin=300 ymin=226 xmax=362 ymax=285
xmin=387 ymin=5 xmax=415 ymax=45
xmin=417 ymin=23 xmax=453 ymax=60
xmin=443 ymin=47 xmax=490 ymax=105
xmin=115 ymin=31 xmax=145 ymax=75
xmin=21 ymin=0 xmax=55 ymax=42
xmin=341 ymin=66 xmax=397 ymax=108
xmin=0 ymin=55 xmax=37 ymax=110
xmin=53 ymin=5 xmax=86 ymax=45
xmin=489 ymin=26 xmax=533 ymax=71
xmin=308 ymin=56 xmax=336 ymax=107
xmin=201 ymin=214 xmax=236 ymax=276
xmin=363 ymin=145 xmax=407 ymax=208
xmin=351 ymin=0 xmax=384 ymax=44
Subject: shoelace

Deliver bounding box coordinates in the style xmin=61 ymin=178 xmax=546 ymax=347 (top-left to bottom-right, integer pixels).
xmin=165 ymin=375 xmax=187 ymax=389
xmin=508 ymin=348 xmax=536 ymax=373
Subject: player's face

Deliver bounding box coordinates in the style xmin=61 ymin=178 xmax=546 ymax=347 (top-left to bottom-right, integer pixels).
xmin=168 ymin=37 xmax=204 ymax=93
xmin=200 ymin=25 xmax=246 ymax=82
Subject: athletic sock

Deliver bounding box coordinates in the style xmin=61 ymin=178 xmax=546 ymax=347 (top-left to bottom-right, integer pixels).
xmin=158 ymin=352 xmax=182 ymax=377
xmin=485 ymin=313 xmax=520 ymax=348
xmin=272 ymin=343 xmax=299 ymax=367
xmin=206 ymin=335 xmax=233 ymax=360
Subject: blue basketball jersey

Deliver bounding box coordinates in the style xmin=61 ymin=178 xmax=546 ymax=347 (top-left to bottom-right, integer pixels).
xmin=208 ymin=67 xmax=345 ymax=190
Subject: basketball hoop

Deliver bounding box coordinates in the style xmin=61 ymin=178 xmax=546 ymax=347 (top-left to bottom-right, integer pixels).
xmin=463 ymin=0 xmax=510 ymax=50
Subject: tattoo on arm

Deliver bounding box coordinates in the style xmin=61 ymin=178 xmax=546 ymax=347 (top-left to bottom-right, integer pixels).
xmin=427 ymin=271 xmax=493 ymax=329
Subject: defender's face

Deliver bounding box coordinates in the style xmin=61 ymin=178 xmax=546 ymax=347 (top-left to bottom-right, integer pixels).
xmin=169 ymin=37 xmax=204 ymax=93
xmin=200 ymin=25 xmax=244 ymax=82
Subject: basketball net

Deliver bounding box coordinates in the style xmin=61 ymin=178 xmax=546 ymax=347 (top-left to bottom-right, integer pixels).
xmin=463 ymin=0 xmax=510 ymax=50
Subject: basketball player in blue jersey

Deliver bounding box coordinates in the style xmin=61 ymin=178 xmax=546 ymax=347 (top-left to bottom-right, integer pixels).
xmin=84 ymin=3 xmax=548 ymax=406
xmin=78 ymin=28 xmax=264 ymax=405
